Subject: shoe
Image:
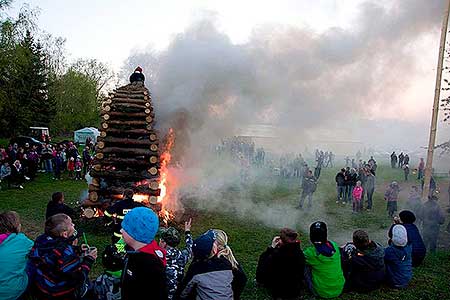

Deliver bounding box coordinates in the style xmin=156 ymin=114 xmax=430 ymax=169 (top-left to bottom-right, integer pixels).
xmin=342 ymin=201 xmax=346 ymax=204
xmin=24 ymin=176 xmax=30 ymax=180
xmin=336 ymin=201 xmax=339 ymax=204
xmin=19 ymin=185 xmax=24 ymax=189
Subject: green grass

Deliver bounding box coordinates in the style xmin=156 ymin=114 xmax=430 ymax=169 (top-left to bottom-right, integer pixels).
xmin=0 ymin=166 xmax=449 ymax=299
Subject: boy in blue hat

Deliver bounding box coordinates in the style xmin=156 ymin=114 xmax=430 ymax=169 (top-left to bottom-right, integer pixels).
xmin=120 ymin=207 xmax=167 ymax=300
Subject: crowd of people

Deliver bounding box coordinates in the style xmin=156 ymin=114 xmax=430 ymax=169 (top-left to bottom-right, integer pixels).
xmin=0 ymin=141 xmax=93 ymax=189
xmin=0 ymin=199 xmax=440 ymax=300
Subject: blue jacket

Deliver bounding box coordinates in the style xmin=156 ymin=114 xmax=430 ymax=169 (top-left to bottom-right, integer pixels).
xmin=388 ymin=223 xmax=427 ymax=267
xmin=384 ymin=244 xmax=412 ymax=288
xmin=0 ymin=233 xmax=34 ymax=300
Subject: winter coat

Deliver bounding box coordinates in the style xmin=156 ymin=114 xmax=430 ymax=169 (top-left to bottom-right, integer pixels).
xmin=352 ymin=186 xmax=364 ymax=201
xmin=28 ymin=234 xmax=95 ymax=300
xmin=303 ymin=241 xmax=345 ymax=298
xmin=256 ymin=241 xmax=305 ymax=299
xmin=342 ymin=241 xmax=385 ymax=292
xmin=335 ymin=173 xmax=345 ymax=186
xmin=180 ymin=256 xmax=234 ymax=300
xmin=0 ymin=233 xmax=34 ymax=300
xmin=121 ymin=241 xmax=167 ymax=300
xmin=384 ymin=186 xmax=399 ymax=202
xmin=384 ymin=244 xmax=412 ymax=288
xmin=388 ymin=223 xmax=426 ymax=267
xmin=0 ymin=164 xmax=11 ymax=179
xmin=302 ymin=176 xmax=317 ymax=194
xmin=45 ymin=201 xmax=76 ymax=220
xmin=166 ymin=231 xmax=193 ymax=300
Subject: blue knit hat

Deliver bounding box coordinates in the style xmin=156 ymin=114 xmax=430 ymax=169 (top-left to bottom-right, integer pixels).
xmin=193 ymin=230 xmax=216 ymax=259
xmin=121 ymin=207 xmax=159 ymax=244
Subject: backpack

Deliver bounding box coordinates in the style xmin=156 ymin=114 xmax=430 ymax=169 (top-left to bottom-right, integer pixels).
xmin=93 ymin=273 xmax=121 ymax=300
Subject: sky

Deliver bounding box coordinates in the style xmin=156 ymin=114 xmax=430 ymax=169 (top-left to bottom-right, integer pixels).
xmin=8 ymin=0 xmax=450 ymax=153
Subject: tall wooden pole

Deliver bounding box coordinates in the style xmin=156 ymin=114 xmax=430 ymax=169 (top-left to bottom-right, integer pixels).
xmin=423 ymin=0 xmax=450 ymax=200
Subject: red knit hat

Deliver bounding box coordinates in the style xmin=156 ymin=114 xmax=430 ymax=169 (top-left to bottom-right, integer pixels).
xmin=135 ymin=66 xmax=143 ymax=73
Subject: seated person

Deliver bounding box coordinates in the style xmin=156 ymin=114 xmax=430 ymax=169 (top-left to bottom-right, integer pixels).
xmin=303 ymin=221 xmax=345 ymax=299
xmin=28 ymin=214 xmax=97 ymax=300
xmin=341 ymin=230 xmax=385 ymax=292
xmin=388 ymin=210 xmax=426 ymax=267
xmin=46 ymin=192 xmax=76 ymax=220
xmin=0 ymin=211 xmax=34 ymax=300
xmin=384 ymin=224 xmax=413 ymax=288
xmin=256 ymin=228 xmax=305 ymax=299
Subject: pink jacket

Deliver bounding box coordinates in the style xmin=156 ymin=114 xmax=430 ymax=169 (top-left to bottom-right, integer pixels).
xmin=352 ymin=186 xmax=364 ymax=201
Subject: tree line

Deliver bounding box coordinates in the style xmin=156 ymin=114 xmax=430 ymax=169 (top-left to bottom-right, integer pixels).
xmin=0 ymin=0 xmax=115 ymax=138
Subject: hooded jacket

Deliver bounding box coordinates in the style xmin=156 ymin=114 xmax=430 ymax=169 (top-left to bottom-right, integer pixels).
xmin=343 ymin=241 xmax=385 ymax=292
xmin=121 ymin=240 xmax=167 ymax=300
xmin=389 ymin=223 xmax=426 ymax=267
xmin=166 ymin=231 xmax=193 ymax=300
xmin=0 ymin=233 xmax=33 ymax=300
xmin=256 ymin=241 xmax=305 ymax=299
xmin=303 ymin=241 xmax=345 ymax=298
xmin=384 ymin=244 xmax=412 ymax=288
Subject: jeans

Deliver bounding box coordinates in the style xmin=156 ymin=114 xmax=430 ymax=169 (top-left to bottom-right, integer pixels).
xmin=366 ymin=188 xmax=374 ymax=209
xmin=418 ymin=169 xmax=424 ymax=180
xmin=337 ymin=186 xmax=345 ymax=201
xmin=299 ymin=191 xmax=313 ymax=208
xmin=345 ymin=185 xmax=354 ymax=203
xmin=45 ymin=159 xmax=53 ymax=172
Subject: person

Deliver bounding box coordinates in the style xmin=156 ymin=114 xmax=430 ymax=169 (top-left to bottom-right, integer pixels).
xmin=303 ymin=221 xmax=345 ymax=298
xmin=341 ymin=230 xmax=385 ymax=293
xmin=388 ymin=210 xmax=426 ymax=267
xmin=404 ymin=154 xmax=410 ymax=166
xmin=0 ymin=161 xmax=11 ymax=187
xmin=158 ymin=219 xmax=194 ymax=300
xmin=0 ymin=211 xmax=34 ymax=300
xmin=390 ymin=152 xmax=397 ymax=168
xmin=403 ymin=164 xmax=410 ymax=181
xmin=256 ymin=228 xmax=305 ymax=299
xmin=406 ymin=186 xmax=423 ymax=222
xmin=335 ymin=169 xmax=346 ymax=204
xmin=120 ymin=207 xmax=167 ymax=300
xmin=82 ymin=146 xmax=91 ymax=175
xmin=345 ymin=156 xmax=350 ymax=167
xmin=421 ymin=176 xmax=437 ymax=198
xmin=213 ymin=229 xmax=247 ymax=300
xmin=384 ymin=224 xmax=412 ymax=288
xmin=352 ymin=181 xmax=364 ymax=213
xmin=75 ymin=157 xmax=83 ymax=180
xmin=10 ymin=160 xmax=27 ymax=189
xmin=53 ymin=151 xmax=64 ymax=180
xmin=28 ymin=214 xmax=97 ymax=299
xmin=346 ymin=168 xmax=358 ymax=204
xmin=104 ymin=189 xmax=144 ymax=243
xmin=179 ymin=230 xmax=234 ymax=300
xmin=129 ymin=66 xmax=146 ymax=83
xmin=385 ymin=181 xmax=400 ymax=218
xmin=417 ymin=158 xmax=425 ymax=180
xmin=422 ymin=195 xmax=445 ymax=253
xmin=365 ymin=170 xmax=376 ymax=210
xmin=46 ymin=192 xmax=76 ymax=220
xmin=368 ymin=156 xmax=376 ymax=168
xmin=398 ymin=152 xmax=404 ymax=168
xmin=67 ymin=157 xmax=75 ymax=179
xmin=298 ymin=170 xmax=317 ymax=209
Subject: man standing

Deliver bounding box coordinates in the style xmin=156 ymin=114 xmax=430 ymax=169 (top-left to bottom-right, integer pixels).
xmin=390 ymin=152 xmax=397 ymax=169
xmin=417 ymin=158 xmax=425 ymax=180
xmin=298 ymin=170 xmax=317 ymax=209
xmin=335 ymin=169 xmax=346 ymax=204
xmin=422 ymin=195 xmax=445 ymax=253
xmin=365 ymin=170 xmax=376 ymax=210
xmin=82 ymin=146 xmax=92 ymax=176
xmin=398 ymin=152 xmax=404 ymax=168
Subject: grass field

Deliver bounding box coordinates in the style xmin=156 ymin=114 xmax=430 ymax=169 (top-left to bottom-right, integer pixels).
xmin=1 ymin=163 xmax=449 ymax=299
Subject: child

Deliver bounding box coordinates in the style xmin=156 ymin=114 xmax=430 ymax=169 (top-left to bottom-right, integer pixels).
xmin=120 ymin=207 xmax=167 ymax=300
xmin=28 ymin=213 xmax=97 ymax=299
xmin=75 ymin=158 xmax=83 ymax=180
xmin=303 ymin=221 xmax=345 ymax=298
xmin=158 ymin=219 xmax=194 ymax=300
xmin=385 ymin=181 xmax=400 ymax=218
xmin=352 ymin=181 xmax=364 ymax=213
xmin=0 ymin=211 xmax=34 ymax=300
xmin=53 ymin=152 xmax=63 ymax=180
xmin=403 ymin=164 xmax=410 ymax=181
xmin=384 ymin=224 xmax=412 ymax=288
xmin=46 ymin=192 xmax=75 ymax=220
xmin=67 ymin=157 xmax=75 ymax=179
xmin=179 ymin=230 xmax=234 ymax=300
xmin=213 ymin=229 xmax=247 ymax=300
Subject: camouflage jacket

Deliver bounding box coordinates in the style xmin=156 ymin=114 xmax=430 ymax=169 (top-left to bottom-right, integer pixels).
xmin=166 ymin=231 xmax=193 ymax=299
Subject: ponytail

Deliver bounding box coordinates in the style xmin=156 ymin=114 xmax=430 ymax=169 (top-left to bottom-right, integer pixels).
xmin=213 ymin=229 xmax=239 ymax=269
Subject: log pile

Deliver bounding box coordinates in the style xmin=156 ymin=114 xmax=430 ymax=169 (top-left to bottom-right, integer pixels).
xmin=88 ymin=81 xmax=161 ymax=210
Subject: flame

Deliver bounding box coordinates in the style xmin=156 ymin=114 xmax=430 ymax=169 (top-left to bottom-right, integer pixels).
xmin=157 ymin=128 xmax=176 ymax=225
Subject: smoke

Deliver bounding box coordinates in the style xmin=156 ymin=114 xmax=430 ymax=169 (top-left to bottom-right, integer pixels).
xmin=120 ymin=0 xmax=447 ymax=230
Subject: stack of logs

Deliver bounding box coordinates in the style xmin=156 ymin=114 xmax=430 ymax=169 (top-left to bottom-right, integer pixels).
xmin=88 ymin=81 xmax=161 ymax=210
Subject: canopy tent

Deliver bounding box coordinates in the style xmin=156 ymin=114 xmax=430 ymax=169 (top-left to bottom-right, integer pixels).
xmin=74 ymin=127 xmax=100 ymax=144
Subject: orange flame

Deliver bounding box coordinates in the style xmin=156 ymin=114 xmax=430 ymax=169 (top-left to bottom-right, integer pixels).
xmin=157 ymin=128 xmax=176 ymax=225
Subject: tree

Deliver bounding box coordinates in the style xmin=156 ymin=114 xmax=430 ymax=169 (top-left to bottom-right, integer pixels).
xmin=71 ymin=58 xmax=116 ymax=98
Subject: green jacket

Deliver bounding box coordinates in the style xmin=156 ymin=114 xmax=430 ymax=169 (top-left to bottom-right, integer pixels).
xmin=304 ymin=241 xmax=345 ymax=298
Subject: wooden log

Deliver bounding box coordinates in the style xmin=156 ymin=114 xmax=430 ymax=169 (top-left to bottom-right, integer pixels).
xmin=148 ymin=167 xmax=158 ymax=175
xmin=88 ymin=184 xmax=100 ymax=192
xmin=113 ymin=93 xmax=149 ymax=99
xmin=100 ymin=158 xmax=155 ymax=167
xmin=100 ymin=147 xmax=158 ymax=156
xmin=150 ymin=144 xmax=158 ymax=152
xmin=107 ymin=120 xmax=148 ymax=126
xmin=112 ymin=98 xmax=150 ymax=104
xmin=149 ymin=156 xmax=158 ymax=164
xmin=100 ymin=131 xmax=107 ymax=138
xmin=104 ymin=111 xmax=154 ymax=118
xmin=103 ymin=105 xmax=111 ymax=112
xmin=101 ymin=123 xmax=108 ymax=129
xmin=146 ymin=116 xmax=153 ymax=123
xmin=90 ymin=169 xmax=157 ymax=180
xmin=102 ymin=137 xmax=156 ymax=146
xmin=93 ymin=164 xmax=102 ymax=171
xmin=149 ymin=181 xmax=159 ymax=190
xmin=97 ymin=141 xmax=105 ymax=149
xmin=95 ymin=153 xmax=104 ymax=159
xmin=150 ymin=133 xmax=157 ymax=141
xmin=111 ymin=103 xmax=147 ymax=110
xmin=112 ymin=90 xmax=149 ymax=96
xmin=104 ymin=128 xmax=155 ymax=135
xmin=89 ymin=191 xmax=98 ymax=202
xmin=92 ymin=178 xmax=100 ymax=187
xmin=149 ymin=196 xmax=158 ymax=205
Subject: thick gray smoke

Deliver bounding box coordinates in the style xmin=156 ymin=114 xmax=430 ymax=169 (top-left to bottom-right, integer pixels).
xmin=120 ymin=0 xmax=447 ymax=229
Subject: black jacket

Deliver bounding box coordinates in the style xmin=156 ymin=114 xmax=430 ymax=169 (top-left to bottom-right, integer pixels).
xmin=46 ymin=201 xmax=76 ymax=220
xmin=256 ymin=241 xmax=305 ymax=299
xmin=342 ymin=241 xmax=385 ymax=292
xmin=335 ymin=172 xmax=345 ymax=186
xmin=121 ymin=246 xmax=167 ymax=300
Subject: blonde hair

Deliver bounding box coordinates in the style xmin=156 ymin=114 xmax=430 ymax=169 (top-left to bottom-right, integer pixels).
xmin=213 ymin=229 xmax=239 ymax=269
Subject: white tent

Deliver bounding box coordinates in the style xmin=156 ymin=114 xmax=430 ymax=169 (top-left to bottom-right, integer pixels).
xmin=74 ymin=127 xmax=100 ymax=144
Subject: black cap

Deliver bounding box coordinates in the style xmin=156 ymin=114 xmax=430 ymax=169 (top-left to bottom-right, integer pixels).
xmin=310 ymin=221 xmax=327 ymax=244
xmin=399 ymin=210 xmax=416 ymax=224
